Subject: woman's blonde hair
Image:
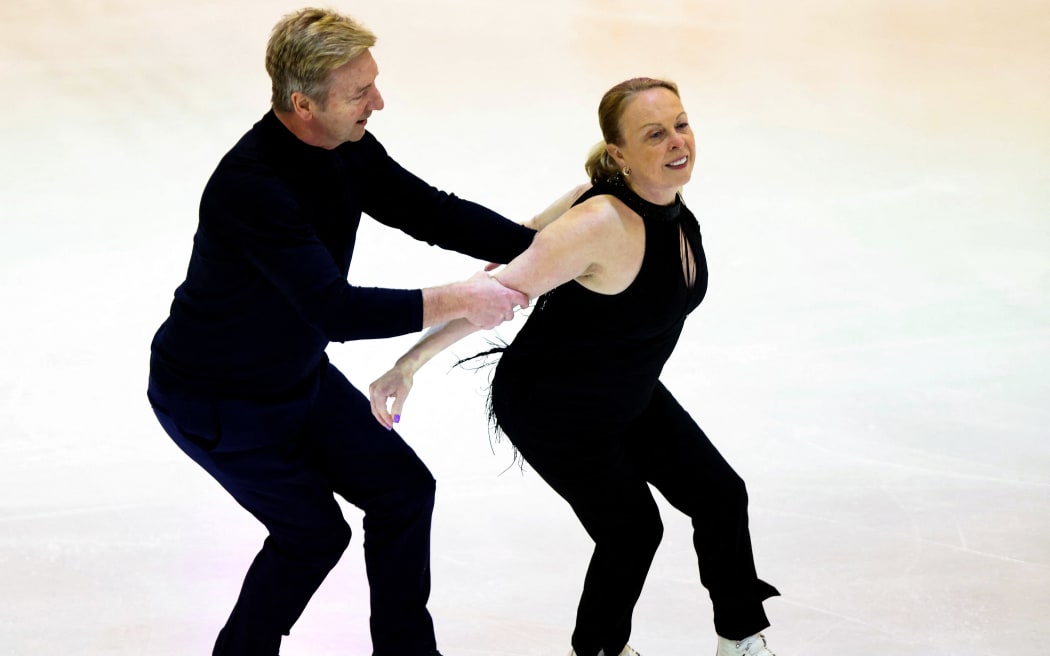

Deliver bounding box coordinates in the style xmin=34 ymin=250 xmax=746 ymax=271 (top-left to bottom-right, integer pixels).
xmin=584 ymin=77 xmax=680 ymax=183
xmin=265 ymin=7 xmax=377 ymax=112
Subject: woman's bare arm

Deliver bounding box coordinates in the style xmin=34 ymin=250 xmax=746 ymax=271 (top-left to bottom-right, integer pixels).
xmin=369 ymin=194 xmax=640 ymax=428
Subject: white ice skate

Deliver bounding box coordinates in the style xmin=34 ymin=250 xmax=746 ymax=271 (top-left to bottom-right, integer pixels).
xmin=716 ymin=632 xmax=776 ymax=656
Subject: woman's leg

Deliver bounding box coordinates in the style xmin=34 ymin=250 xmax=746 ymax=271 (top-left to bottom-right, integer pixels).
xmin=631 ymin=382 xmax=779 ymax=640
xmin=509 ymin=423 xmax=663 ymax=656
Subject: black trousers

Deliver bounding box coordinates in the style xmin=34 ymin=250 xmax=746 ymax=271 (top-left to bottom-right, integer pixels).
xmin=147 ymin=361 xmax=439 ymax=656
xmin=494 ymin=381 xmax=778 ymax=656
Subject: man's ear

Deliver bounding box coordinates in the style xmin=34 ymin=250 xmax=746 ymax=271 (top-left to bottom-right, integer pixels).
xmin=290 ymin=91 xmax=315 ymax=120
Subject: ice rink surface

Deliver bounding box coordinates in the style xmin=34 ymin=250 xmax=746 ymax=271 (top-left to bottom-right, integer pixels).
xmin=1 ymin=1 xmax=1048 ymax=654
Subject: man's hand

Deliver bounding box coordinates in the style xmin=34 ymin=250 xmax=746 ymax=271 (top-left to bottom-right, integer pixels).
xmin=460 ymin=272 xmax=529 ymax=329
xmin=421 ymin=272 xmax=529 ymax=329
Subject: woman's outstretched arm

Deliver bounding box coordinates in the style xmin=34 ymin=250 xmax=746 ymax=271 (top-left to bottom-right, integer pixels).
xmin=368 ymin=314 xmax=482 ymax=429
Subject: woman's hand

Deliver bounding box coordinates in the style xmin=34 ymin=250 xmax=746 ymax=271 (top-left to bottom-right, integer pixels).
xmin=369 ymin=364 xmax=414 ymax=430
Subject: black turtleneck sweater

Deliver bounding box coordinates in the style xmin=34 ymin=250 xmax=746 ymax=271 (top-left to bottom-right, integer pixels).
xmin=150 ymin=111 xmax=535 ymax=400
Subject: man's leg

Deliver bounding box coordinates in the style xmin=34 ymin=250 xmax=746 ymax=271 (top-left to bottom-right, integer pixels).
xmin=304 ymin=363 xmax=439 ymax=656
xmin=148 ymin=380 xmax=353 ymax=656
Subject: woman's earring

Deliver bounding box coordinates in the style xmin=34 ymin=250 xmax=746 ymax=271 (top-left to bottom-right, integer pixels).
xmin=622 ymin=166 xmax=632 ymax=176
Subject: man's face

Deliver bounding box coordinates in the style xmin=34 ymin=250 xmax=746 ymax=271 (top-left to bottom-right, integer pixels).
xmin=312 ymin=50 xmax=385 ymax=147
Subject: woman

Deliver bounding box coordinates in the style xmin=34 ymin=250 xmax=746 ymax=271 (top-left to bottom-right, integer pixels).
xmin=369 ymin=78 xmax=779 ymax=656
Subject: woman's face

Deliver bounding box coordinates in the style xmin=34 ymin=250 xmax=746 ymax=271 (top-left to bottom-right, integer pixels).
xmin=607 ymin=87 xmax=694 ymax=203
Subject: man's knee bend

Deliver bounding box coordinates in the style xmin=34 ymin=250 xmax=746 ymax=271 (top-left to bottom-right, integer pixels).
xmin=728 ymin=473 xmax=749 ymax=510
xmin=412 ymin=468 xmax=436 ymax=492
xmin=680 ymin=472 xmax=748 ymax=521
xmin=364 ymin=474 xmax=435 ymax=522
xmin=393 ymin=457 xmax=437 ymax=501
xmin=402 ymin=473 xmax=437 ymax=510
xmin=705 ymin=473 xmax=749 ymax=521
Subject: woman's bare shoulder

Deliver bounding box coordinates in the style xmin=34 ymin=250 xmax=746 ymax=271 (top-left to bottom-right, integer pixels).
xmin=571 ymin=192 xmax=641 ymax=230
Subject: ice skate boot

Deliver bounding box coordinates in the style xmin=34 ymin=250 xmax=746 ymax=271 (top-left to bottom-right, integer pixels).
xmin=716 ymin=632 xmax=776 ymax=656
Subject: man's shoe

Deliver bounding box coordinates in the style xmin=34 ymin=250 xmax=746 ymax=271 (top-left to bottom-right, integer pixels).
xmin=716 ymin=632 xmax=776 ymax=656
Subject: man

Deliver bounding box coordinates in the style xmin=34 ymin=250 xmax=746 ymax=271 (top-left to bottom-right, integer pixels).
xmin=146 ymin=8 xmax=533 ymax=656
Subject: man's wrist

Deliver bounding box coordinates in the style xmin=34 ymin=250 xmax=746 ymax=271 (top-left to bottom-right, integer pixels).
xmin=421 ymin=282 xmax=465 ymax=328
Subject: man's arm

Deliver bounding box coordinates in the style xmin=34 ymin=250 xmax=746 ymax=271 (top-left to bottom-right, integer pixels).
xmin=212 ymin=166 xmax=525 ymax=341
xmin=356 ymin=134 xmax=536 ymax=264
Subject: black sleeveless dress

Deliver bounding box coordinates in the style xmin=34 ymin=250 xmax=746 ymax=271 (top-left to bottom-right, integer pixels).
xmin=491 ymin=175 xmax=708 ymax=434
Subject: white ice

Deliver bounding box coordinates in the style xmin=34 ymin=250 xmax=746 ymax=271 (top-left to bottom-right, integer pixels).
xmin=1 ymin=1 xmax=1048 ymax=654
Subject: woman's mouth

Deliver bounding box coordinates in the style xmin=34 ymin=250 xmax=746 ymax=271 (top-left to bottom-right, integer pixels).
xmin=666 ymin=156 xmax=689 ymax=170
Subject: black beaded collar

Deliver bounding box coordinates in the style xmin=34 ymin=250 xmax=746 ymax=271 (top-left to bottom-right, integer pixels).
xmin=603 ymin=173 xmax=683 ymax=223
